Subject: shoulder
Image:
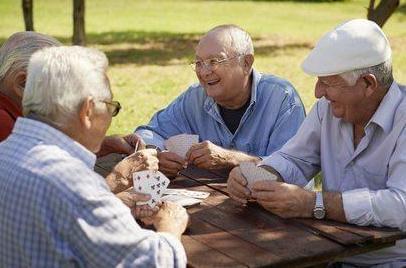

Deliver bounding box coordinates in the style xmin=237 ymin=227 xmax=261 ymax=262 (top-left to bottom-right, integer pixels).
xmin=0 ymin=109 xmax=15 ymax=140
xmin=257 ymin=73 xmax=303 ymax=110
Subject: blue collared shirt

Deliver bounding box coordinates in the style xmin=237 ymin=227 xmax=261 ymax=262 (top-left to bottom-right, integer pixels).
xmin=0 ymin=117 xmax=186 ymax=267
xmin=136 ymin=69 xmax=305 ymax=158
xmin=262 ymin=82 xmax=406 ymax=265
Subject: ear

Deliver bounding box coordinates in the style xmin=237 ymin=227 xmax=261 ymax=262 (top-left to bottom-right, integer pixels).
xmin=79 ymin=96 xmax=94 ymax=130
xmin=12 ymin=71 xmax=26 ymax=99
xmin=242 ymin=54 xmax=254 ymax=74
xmin=361 ymin=74 xmax=378 ymax=98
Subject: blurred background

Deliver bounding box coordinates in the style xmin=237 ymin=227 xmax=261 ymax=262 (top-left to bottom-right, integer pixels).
xmin=1 ymin=0 xmax=405 ymax=134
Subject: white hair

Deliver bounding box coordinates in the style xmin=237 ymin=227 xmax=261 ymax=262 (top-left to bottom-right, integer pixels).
xmin=0 ymin=32 xmax=61 ymax=83
xmin=23 ymin=46 xmax=111 ymax=127
xmin=340 ymin=59 xmax=393 ymax=88
xmin=208 ymin=24 xmax=254 ymax=56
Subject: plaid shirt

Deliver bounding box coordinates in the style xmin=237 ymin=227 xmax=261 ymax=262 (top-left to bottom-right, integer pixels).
xmin=0 ymin=117 xmax=186 ymax=267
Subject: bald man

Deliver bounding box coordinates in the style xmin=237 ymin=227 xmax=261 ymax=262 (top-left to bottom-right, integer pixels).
xmin=136 ymin=24 xmax=305 ymax=177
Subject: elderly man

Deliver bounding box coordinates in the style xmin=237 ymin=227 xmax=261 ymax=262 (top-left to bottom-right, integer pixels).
xmin=228 ymin=19 xmax=406 ymax=266
xmin=136 ymin=24 xmax=305 ymax=177
xmin=0 ymin=31 xmax=142 ymax=155
xmin=0 ymin=46 xmax=188 ymax=266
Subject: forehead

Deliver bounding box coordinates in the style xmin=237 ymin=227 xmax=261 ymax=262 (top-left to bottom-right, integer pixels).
xmin=195 ymin=32 xmax=234 ymax=59
xmin=318 ymin=75 xmax=347 ymax=85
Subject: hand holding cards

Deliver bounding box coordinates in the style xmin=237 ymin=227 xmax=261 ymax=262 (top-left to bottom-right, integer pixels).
xmin=133 ymin=170 xmax=170 ymax=208
xmin=164 ymin=134 xmax=199 ymax=159
xmin=239 ymin=161 xmax=277 ymax=190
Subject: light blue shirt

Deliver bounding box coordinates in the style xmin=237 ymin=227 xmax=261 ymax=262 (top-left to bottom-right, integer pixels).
xmin=0 ymin=117 xmax=186 ymax=267
xmin=262 ymin=82 xmax=406 ymax=266
xmin=136 ymin=69 xmax=305 ymax=157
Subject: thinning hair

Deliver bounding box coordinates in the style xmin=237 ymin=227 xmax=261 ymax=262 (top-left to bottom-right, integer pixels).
xmin=0 ymin=32 xmax=61 ymax=83
xmin=206 ymin=24 xmax=254 ymax=56
xmin=23 ymin=46 xmax=111 ymax=127
xmin=340 ymin=60 xmax=394 ymax=89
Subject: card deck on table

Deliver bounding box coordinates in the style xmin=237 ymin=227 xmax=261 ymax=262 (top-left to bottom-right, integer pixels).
xmin=164 ymin=134 xmax=199 ymax=159
xmin=239 ymin=161 xmax=277 ymax=190
xmin=132 ymin=170 xmax=170 ymax=208
xmin=162 ymin=188 xmax=210 ymax=207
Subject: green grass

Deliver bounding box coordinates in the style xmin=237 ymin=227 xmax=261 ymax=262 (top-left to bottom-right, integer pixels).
xmin=1 ymin=0 xmax=405 ymax=135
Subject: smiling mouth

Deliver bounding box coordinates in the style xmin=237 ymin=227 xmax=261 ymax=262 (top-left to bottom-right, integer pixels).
xmin=207 ymin=79 xmax=220 ymax=86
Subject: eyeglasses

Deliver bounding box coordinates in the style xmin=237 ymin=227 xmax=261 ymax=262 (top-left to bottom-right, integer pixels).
xmin=190 ymin=55 xmax=243 ymax=72
xmin=101 ymin=100 xmax=121 ymax=117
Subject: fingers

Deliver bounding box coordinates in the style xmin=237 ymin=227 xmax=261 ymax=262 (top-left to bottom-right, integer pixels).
xmin=227 ymin=167 xmax=250 ymax=204
xmin=185 ymin=141 xmax=206 ymax=160
xmin=158 ymin=152 xmax=185 ymax=177
xmin=123 ymin=134 xmax=146 ymax=152
xmin=251 ymin=180 xmax=279 ymax=192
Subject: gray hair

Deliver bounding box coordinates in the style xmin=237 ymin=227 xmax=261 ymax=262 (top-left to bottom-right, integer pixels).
xmin=207 ymin=24 xmax=254 ymax=56
xmin=0 ymin=32 xmax=61 ymax=82
xmin=23 ymin=46 xmax=111 ymax=127
xmin=340 ymin=59 xmax=393 ymax=88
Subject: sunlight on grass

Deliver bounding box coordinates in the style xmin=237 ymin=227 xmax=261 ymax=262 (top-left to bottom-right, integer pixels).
xmin=0 ymin=0 xmax=405 ymax=136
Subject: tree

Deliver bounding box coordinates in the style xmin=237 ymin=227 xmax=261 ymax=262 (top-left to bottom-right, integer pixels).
xmin=21 ymin=0 xmax=86 ymax=45
xmin=22 ymin=0 xmax=34 ymax=31
xmin=73 ymin=0 xmax=86 ymax=45
xmin=367 ymin=0 xmax=400 ymax=27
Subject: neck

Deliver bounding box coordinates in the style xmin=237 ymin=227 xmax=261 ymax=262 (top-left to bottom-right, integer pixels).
xmin=0 ymin=81 xmax=22 ymax=110
xmin=218 ymin=74 xmax=252 ymax=109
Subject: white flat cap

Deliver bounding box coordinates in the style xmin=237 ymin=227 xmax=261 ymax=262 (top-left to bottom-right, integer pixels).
xmin=301 ymin=19 xmax=391 ymax=76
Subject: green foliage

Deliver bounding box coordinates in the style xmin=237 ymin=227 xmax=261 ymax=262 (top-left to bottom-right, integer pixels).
xmin=0 ymin=0 xmax=405 ymax=136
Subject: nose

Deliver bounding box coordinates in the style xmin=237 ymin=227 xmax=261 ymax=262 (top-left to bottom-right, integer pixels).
xmin=314 ymin=79 xmax=326 ymax=99
xmin=198 ymin=64 xmax=213 ymax=77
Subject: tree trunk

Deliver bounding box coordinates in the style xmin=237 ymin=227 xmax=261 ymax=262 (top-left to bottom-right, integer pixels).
xmin=73 ymin=0 xmax=86 ymax=45
xmin=367 ymin=0 xmax=399 ymax=27
xmin=22 ymin=0 xmax=34 ymax=31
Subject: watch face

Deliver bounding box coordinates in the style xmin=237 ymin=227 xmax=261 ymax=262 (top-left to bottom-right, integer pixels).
xmin=313 ymin=207 xmax=326 ymax=220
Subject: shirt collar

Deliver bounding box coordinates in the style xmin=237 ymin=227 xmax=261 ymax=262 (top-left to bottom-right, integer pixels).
xmin=368 ymin=81 xmax=401 ymax=133
xmin=0 ymin=92 xmax=23 ymax=119
xmin=12 ymin=117 xmax=96 ymax=168
xmin=204 ymin=68 xmax=261 ymax=110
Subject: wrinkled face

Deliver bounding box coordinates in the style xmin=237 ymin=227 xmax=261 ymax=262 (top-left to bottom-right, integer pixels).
xmin=315 ymin=75 xmax=367 ymax=123
xmin=88 ymin=97 xmax=113 ymax=153
xmin=194 ymin=34 xmax=247 ymax=105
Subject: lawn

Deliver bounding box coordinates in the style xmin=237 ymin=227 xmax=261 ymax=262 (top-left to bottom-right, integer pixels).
xmin=1 ymin=0 xmax=405 ymax=135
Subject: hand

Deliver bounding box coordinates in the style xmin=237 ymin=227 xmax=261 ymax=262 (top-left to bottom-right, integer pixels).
xmin=106 ymin=149 xmax=158 ymax=193
xmin=158 ymin=151 xmax=186 ymax=178
xmin=142 ymin=201 xmax=189 ymax=240
xmin=227 ymin=166 xmax=251 ymax=204
xmin=123 ymin=133 xmax=146 ymax=151
xmin=97 ymin=134 xmax=145 ymax=157
xmin=251 ymin=181 xmax=315 ymax=219
xmin=115 ymin=189 xmax=160 ymax=219
xmin=186 ymin=141 xmax=232 ymax=169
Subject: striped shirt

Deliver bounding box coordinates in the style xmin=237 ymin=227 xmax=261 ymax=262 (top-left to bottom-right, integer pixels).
xmin=0 ymin=117 xmax=186 ymax=267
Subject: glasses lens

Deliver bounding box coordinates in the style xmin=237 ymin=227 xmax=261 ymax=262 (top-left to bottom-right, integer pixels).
xmin=110 ymin=101 xmax=121 ymax=117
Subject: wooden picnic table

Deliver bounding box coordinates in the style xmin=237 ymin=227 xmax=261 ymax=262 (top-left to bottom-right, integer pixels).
xmin=95 ymin=154 xmax=406 ymax=267
xmin=175 ymin=165 xmax=406 ymax=268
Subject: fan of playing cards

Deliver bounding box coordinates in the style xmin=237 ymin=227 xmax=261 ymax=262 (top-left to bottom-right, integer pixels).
xmin=161 ymin=189 xmax=210 ymax=207
xmin=133 ymin=170 xmax=170 ymax=208
xmin=164 ymin=134 xmax=199 ymax=159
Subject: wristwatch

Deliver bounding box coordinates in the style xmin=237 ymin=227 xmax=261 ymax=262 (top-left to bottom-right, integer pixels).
xmin=313 ymin=191 xmax=326 ymax=220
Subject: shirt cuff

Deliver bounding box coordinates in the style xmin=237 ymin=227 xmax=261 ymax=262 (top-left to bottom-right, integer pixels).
xmin=157 ymin=232 xmax=187 ymax=267
xmin=135 ymin=129 xmax=166 ymax=150
xmin=342 ymin=188 xmax=373 ymax=226
xmin=260 ymin=153 xmax=308 ymax=187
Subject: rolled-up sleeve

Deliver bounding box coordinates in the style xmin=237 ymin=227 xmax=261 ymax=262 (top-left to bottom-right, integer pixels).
xmin=135 ymin=88 xmax=195 ymax=149
xmin=342 ymin=127 xmax=406 ymax=230
xmin=261 ymin=101 xmax=323 ymax=186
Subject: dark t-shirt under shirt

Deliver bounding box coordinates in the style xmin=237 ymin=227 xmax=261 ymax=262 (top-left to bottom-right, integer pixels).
xmin=218 ymin=97 xmax=251 ymax=134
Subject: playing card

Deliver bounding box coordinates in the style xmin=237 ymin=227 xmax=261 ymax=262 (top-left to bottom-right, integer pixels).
xmin=239 ymin=161 xmax=277 ymax=190
xmin=164 ymin=134 xmax=199 ymax=159
xmin=133 ymin=170 xmax=170 ymax=208
xmin=164 ymin=188 xmax=210 ymax=199
xmin=161 ymin=194 xmax=203 ymax=207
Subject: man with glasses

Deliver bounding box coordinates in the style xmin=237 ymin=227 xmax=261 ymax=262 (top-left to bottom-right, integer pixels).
xmin=0 ymin=46 xmax=188 ymax=266
xmin=136 ymin=24 xmax=305 ymax=177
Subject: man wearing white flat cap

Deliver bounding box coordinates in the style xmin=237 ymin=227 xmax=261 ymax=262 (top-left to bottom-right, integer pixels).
xmin=227 ymin=19 xmax=406 ymax=266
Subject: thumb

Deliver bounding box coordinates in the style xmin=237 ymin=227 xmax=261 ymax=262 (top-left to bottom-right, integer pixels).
xmin=133 ymin=192 xmax=151 ymax=202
